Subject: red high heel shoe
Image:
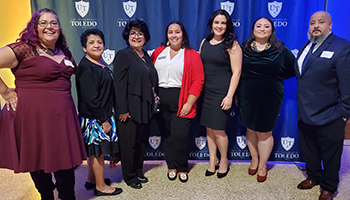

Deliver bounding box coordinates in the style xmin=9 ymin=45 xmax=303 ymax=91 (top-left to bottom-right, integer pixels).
xmin=257 ymin=169 xmax=268 ymax=182
xmin=248 ymin=167 xmax=258 ymax=175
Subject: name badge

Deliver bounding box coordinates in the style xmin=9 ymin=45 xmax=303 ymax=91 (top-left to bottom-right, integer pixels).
xmin=64 ymin=59 xmax=74 ymax=68
xmin=320 ymin=51 xmax=334 ymax=59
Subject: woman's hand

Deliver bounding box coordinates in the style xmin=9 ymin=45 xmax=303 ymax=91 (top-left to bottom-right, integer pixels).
xmin=220 ymin=96 xmax=232 ymax=110
xmin=1 ymin=88 xmax=17 ymax=111
xmin=180 ymin=102 xmax=192 ymax=116
xmin=102 ymin=121 xmax=112 ymax=133
xmin=119 ymin=112 xmax=131 ymax=122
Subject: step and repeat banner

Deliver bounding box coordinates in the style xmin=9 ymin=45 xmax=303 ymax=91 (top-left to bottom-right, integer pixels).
xmin=31 ymin=0 xmax=324 ymax=161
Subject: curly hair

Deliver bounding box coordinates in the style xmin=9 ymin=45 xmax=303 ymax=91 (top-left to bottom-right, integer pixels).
xmin=80 ymin=28 xmax=105 ymax=48
xmin=160 ymin=21 xmax=191 ymax=49
xmin=242 ymin=17 xmax=284 ymax=53
xmin=18 ymin=8 xmax=68 ymax=50
xmin=206 ymin=9 xmax=237 ymax=56
xmin=122 ymin=19 xmax=150 ymax=46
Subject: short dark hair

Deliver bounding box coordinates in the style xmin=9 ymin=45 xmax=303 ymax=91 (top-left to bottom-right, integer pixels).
xmin=206 ymin=9 xmax=237 ymax=53
xmin=242 ymin=17 xmax=284 ymax=53
xmin=80 ymin=28 xmax=105 ymax=48
xmin=122 ymin=19 xmax=150 ymax=46
xmin=161 ymin=21 xmax=191 ymax=49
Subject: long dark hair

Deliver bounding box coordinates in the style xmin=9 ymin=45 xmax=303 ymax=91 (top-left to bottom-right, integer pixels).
xmin=242 ymin=17 xmax=284 ymax=53
xmin=206 ymin=9 xmax=237 ymax=54
xmin=160 ymin=21 xmax=191 ymax=49
xmin=18 ymin=8 xmax=68 ymax=51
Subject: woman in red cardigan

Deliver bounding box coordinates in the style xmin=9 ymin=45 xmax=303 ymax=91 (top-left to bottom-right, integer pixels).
xmin=151 ymin=21 xmax=204 ymax=183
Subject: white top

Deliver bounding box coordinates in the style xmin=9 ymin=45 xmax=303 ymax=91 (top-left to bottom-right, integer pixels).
xmin=297 ymin=31 xmax=332 ymax=74
xmin=154 ymin=46 xmax=184 ymax=88
xmin=297 ymin=42 xmax=314 ymax=74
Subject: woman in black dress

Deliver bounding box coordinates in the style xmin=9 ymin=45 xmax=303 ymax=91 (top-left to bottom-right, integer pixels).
xmin=199 ymin=10 xmax=242 ymax=178
xmin=237 ymin=17 xmax=295 ymax=182
xmin=76 ymin=29 xmax=122 ymax=196
xmin=113 ymin=19 xmax=158 ymax=189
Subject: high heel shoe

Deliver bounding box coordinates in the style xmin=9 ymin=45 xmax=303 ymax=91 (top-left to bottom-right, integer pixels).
xmin=248 ymin=167 xmax=258 ymax=175
xmin=217 ymin=166 xmax=230 ymax=179
xmin=257 ymin=169 xmax=268 ymax=182
xmin=205 ymin=164 xmax=220 ymax=176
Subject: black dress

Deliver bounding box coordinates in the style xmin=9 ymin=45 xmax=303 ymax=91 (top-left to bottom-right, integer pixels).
xmin=200 ymin=40 xmax=232 ymax=130
xmin=237 ymin=46 xmax=295 ymax=132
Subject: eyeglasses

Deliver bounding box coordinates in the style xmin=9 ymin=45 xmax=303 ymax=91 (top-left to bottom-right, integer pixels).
xmin=38 ymin=20 xmax=60 ymax=28
xmin=130 ymin=31 xmax=144 ymax=38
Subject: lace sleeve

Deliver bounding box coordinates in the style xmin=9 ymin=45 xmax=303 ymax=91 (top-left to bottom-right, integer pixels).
xmin=7 ymin=42 xmax=37 ymax=63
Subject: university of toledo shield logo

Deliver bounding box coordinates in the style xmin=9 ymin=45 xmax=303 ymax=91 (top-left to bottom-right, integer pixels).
xmin=123 ymin=1 xmax=137 ymax=18
xmin=75 ymin=0 xmax=89 ymax=18
xmin=102 ymin=49 xmax=115 ymax=66
xmin=281 ymin=137 xmax=294 ymax=151
xmin=268 ymin=1 xmax=282 ymax=18
xmin=236 ymin=136 xmax=247 ymax=149
xmin=149 ymin=136 xmax=161 ymax=150
xmin=221 ymin=1 xmax=235 ymax=16
xmin=195 ymin=136 xmax=207 ymax=150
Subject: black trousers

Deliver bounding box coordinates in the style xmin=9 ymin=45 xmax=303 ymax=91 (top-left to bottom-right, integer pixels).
xmin=156 ymin=87 xmax=192 ymax=172
xmin=298 ymin=117 xmax=346 ymax=193
xmin=117 ymin=118 xmax=150 ymax=184
xmin=30 ymin=168 xmax=75 ymax=200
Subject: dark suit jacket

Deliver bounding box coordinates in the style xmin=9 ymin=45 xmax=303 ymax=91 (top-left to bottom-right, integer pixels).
xmin=294 ymin=33 xmax=350 ymax=125
xmin=113 ymin=46 xmax=158 ymax=124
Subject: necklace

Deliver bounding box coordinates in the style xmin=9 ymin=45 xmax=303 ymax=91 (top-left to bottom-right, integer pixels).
xmin=252 ymin=41 xmax=271 ymax=52
xmin=39 ymin=44 xmax=59 ymax=56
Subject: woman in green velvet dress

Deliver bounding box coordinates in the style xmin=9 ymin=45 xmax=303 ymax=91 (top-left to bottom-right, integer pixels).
xmin=237 ymin=17 xmax=295 ymax=182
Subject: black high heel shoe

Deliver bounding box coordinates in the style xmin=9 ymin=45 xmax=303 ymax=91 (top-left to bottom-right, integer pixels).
xmin=217 ymin=166 xmax=230 ymax=179
xmin=205 ymin=164 xmax=220 ymax=176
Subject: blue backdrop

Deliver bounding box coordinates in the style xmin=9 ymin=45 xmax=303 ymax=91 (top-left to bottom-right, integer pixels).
xmin=31 ymin=0 xmax=326 ymax=161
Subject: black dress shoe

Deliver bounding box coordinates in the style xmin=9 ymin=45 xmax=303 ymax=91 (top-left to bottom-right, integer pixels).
xmin=85 ymin=178 xmax=111 ymax=190
xmin=205 ymin=164 xmax=220 ymax=176
xmin=138 ymin=176 xmax=148 ymax=183
xmin=297 ymin=179 xmax=319 ymax=189
xmin=217 ymin=166 xmax=230 ymax=179
xmin=128 ymin=182 xmax=142 ymax=189
xmin=94 ymin=187 xmax=123 ymax=196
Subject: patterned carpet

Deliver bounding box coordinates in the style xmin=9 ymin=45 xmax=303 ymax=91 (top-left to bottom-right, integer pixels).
xmin=1 ymin=144 xmax=349 ymax=200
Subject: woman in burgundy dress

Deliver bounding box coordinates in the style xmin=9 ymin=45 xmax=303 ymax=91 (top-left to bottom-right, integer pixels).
xmin=0 ymin=8 xmax=86 ymax=200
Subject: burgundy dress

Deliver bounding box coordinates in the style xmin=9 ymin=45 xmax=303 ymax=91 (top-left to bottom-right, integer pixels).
xmin=0 ymin=42 xmax=86 ymax=173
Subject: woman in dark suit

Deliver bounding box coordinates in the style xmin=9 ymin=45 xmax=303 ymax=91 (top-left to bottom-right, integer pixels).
xmin=113 ymin=19 xmax=158 ymax=189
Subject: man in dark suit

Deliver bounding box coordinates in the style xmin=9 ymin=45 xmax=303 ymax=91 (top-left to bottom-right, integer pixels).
xmin=295 ymin=11 xmax=350 ymax=200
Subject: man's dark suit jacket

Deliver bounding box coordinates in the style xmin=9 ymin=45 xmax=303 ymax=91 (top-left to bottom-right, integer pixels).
xmin=295 ymin=33 xmax=350 ymax=125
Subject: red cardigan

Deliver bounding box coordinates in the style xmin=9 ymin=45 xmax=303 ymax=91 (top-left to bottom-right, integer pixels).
xmin=151 ymin=46 xmax=204 ymax=119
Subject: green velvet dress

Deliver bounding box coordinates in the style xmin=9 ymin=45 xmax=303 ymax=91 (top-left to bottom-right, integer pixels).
xmin=237 ymin=45 xmax=295 ymax=132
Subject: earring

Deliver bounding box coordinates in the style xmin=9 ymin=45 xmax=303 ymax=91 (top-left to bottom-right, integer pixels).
xmin=166 ymin=41 xmax=170 ymax=46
